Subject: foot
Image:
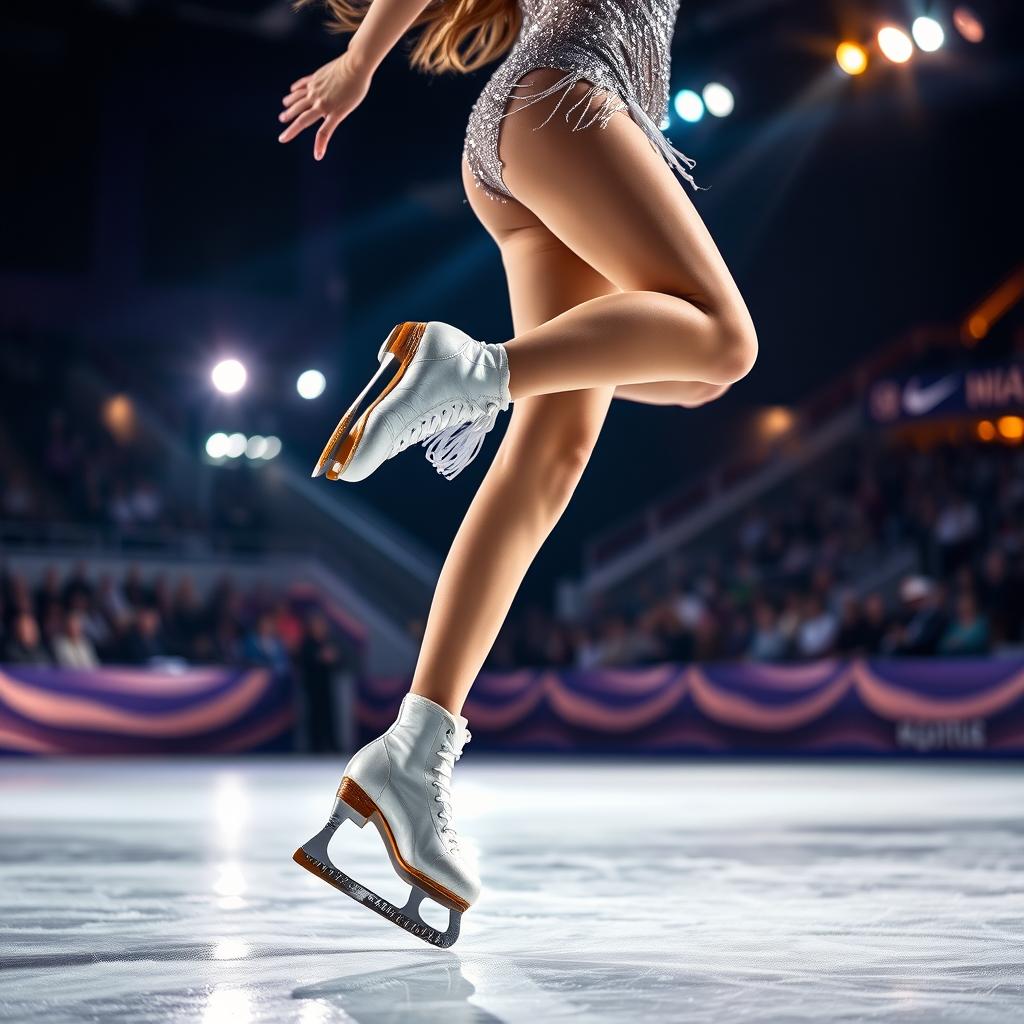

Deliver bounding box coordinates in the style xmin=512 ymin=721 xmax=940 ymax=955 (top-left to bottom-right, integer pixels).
xmin=313 ymin=321 xmax=510 ymax=483
xmin=340 ymin=693 xmax=479 ymax=909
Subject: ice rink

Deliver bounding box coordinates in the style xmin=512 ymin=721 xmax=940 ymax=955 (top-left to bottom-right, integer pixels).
xmin=2 ymin=758 xmax=1022 ymax=1023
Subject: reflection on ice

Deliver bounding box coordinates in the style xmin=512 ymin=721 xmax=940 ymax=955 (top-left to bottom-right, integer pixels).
xmin=202 ymin=987 xmax=251 ymax=1024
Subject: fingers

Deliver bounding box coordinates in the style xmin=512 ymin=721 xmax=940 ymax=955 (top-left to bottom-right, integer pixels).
xmin=279 ymin=96 xmax=312 ymax=124
xmin=290 ymin=76 xmax=310 ymax=91
xmin=314 ymin=115 xmax=340 ymax=161
xmin=278 ymin=107 xmax=322 ymax=144
xmin=281 ymin=88 xmax=307 ymax=109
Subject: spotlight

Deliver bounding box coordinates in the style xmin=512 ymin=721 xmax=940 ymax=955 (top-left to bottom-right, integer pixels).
xmin=835 ymin=41 xmax=868 ymax=76
xmin=296 ymin=369 xmax=326 ymax=400
xmin=205 ymin=432 xmax=229 ymax=458
xmin=226 ymin=432 xmax=247 ymax=458
xmin=702 ymin=83 xmax=734 ymax=118
xmin=673 ymin=89 xmax=704 ymax=124
xmin=912 ymin=16 xmax=945 ymax=52
xmin=262 ymin=435 xmax=282 ymax=460
xmin=953 ymin=6 xmax=984 ymax=43
xmin=245 ymin=435 xmax=268 ymax=459
xmin=211 ymin=358 xmax=247 ymax=395
xmin=997 ymin=416 xmax=1024 ymax=442
xmin=878 ymin=26 xmax=914 ymax=64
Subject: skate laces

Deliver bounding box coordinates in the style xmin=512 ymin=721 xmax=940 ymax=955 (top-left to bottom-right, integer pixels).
xmin=431 ymin=726 xmax=471 ymax=851
xmin=393 ymin=402 xmax=501 ymax=481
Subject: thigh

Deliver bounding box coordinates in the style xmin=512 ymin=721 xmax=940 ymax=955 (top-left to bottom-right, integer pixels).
xmin=462 ymin=157 xmax=615 ymax=453
xmin=498 ymin=70 xmax=749 ymax=320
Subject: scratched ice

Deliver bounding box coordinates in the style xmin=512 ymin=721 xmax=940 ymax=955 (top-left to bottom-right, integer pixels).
xmin=1 ymin=759 xmax=1022 ymax=1022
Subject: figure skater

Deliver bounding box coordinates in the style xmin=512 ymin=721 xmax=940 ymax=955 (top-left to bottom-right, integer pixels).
xmin=283 ymin=0 xmax=757 ymax=946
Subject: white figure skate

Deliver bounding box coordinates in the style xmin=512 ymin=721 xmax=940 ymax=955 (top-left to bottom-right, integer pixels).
xmin=293 ymin=694 xmax=478 ymax=948
xmin=311 ymin=320 xmax=510 ymax=483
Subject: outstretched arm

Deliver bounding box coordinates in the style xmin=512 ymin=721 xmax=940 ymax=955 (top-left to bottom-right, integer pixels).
xmin=279 ymin=0 xmax=433 ymax=160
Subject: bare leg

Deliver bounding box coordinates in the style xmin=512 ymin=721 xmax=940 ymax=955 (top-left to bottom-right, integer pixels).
xmin=410 ymin=165 xmax=616 ymax=714
xmin=497 ymin=70 xmax=757 ymax=398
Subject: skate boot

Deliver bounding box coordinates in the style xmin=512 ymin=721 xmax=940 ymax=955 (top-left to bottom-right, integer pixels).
xmin=293 ymin=693 xmax=478 ymax=948
xmin=312 ymin=320 xmax=510 ymax=483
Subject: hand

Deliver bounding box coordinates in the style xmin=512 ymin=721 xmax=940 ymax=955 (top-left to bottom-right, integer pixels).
xmin=278 ymin=52 xmax=372 ymax=160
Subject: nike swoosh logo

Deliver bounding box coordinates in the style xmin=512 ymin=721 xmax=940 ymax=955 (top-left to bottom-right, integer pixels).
xmin=903 ymin=375 xmax=959 ymax=415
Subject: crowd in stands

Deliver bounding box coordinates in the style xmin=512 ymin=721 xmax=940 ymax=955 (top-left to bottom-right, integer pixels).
xmin=484 ymin=440 xmax=1024 ymax=668
xmin=0 ymin=564 xmax=354 ymax=750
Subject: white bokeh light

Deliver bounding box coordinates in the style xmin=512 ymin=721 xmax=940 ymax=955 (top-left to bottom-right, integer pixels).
xmin=225 ymin=433 xmax=247 ymax=458
xmin=262 ymin=436 xmax=282 ymax=460
xmin=702 ymin=82 xmax=735 ymax=118
xmin=878 ymin=26 xmax=914 ymax=63
xmin=245 ymin=435 xmax=267 ymax=460
xmin=211 ymin=358 xmax=247 ymax=395
xmin=673 ymin=89 xmax=704 ymax=123
xmin=912 ymin=16 xmax=945 ymax=52
xmin=205 ymin=433 xmax=228 ymax=459
xmin=296 ymin=369 xmax=326 ymax=400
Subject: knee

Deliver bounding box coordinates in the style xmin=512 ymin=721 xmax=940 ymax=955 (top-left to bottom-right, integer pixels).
xmin=708 ymin=313 xmax=758 ymax=386
xmin=679 ymin=382 xmax=731 ymax=409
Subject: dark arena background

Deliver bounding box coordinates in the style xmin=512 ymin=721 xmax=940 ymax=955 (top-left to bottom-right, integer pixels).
xmin=2 ymin=1 xmax=1023 ymax=1021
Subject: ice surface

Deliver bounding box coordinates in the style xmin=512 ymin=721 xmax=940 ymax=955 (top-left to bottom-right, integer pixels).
xmin=1 ymin=759 xmax=1022 ymax=1022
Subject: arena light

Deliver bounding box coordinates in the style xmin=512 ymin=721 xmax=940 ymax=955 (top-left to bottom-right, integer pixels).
xmin=877 ymin=26 xmax=914 ymax=64
xmin=205 ymin=432 xmax=229 ymax=459
xmin=953 ymin=6 xmax=984 ymax=43
xmin=211 ymin=358 xmax=247 ymax=395
xmin=296 ymin=369 xmax=326 ymax=400
xmin=702 ymin=83 xmax=734 ymax=118
xmin=912 ymin=16 xmax=945 ymax=52
xmin=673 ymin=89 xmax=704 ymax=124
xmin=836 ymin=41 xmax=868 ymax=76
xmin=262 ymin=435 xmax=282 ymax=460
xmin=976 ymin=420 xmax=996 ymax=442
xmin=225 ymin=432 xmax=247 ymax=458
xmin=997 ymin=416 xmax=1024 ymax=442
xmin=245 ymin=435 xmax=268 ymax=459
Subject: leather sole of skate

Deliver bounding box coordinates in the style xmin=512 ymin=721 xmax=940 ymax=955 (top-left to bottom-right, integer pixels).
xmin=311 ymin=321 xmax=426 ymax=482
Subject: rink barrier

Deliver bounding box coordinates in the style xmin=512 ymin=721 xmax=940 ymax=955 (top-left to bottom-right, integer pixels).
xmin=0 ymin=665 xmax=294 ymax=755
xmin=360 ymin=658 xmax=1024 ymax=755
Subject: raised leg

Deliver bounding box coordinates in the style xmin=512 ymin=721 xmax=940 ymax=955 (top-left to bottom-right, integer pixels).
xmin=498 ymin=69 xmax=758 ymax=398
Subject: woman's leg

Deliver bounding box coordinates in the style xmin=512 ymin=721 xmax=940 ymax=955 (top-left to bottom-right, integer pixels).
xmin=409 ymin=168 xmax=615 ymax=715
xmin=498 ymin=70 xmax=758 ymax=398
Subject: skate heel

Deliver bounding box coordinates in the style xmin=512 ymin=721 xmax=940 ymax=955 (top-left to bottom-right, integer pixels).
xmin=336 ymin=776 xmax=374 ymax=827
xmin=377 ymin=321 xmax=426 ymax=363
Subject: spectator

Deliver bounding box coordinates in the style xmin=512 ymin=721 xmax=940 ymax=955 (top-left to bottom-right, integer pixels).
xmin=5 ymin=613 xmax=52 ymax=665
xmin=121 ymin=607 xmax=166 ymax=664
xmin=884 ymin=576 xmax=947 ymax=656
xmin=795 ymin=595 xmax=838 ymax=659
xmin=939 ymin=592 xmax=990 ymax=656
xmin=749 ymin=600 xmax=787 ymax=661
xmin=244 ymin=612 xmax=290 ymax=674
xmin=53 ymin=612 xmax=100 ymax=669
xmin=298 ymin=613 xmax=343 ymax=752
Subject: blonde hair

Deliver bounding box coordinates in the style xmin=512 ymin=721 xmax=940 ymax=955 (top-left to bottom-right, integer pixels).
xmin=297 ymin=0 xmax=521 ymax=74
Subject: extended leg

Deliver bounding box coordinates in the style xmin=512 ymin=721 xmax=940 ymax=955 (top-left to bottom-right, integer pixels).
xmin=408 ymin=169 xmax=615 ymax=715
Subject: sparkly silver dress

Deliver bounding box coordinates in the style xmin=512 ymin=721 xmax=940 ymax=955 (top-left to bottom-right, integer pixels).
xmin=463 ymin=0 xmax=695 ymax=200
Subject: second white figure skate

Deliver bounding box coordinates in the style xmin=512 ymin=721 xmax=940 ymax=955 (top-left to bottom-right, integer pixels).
xmin=293 ymin=694 xmax=478 ymax=947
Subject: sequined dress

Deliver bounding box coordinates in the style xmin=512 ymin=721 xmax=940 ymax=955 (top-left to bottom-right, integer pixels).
xmin=463 ymin=0 xmax=695 ymax=200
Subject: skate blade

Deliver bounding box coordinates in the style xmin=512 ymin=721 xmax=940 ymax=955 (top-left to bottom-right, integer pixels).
xmin=311 ymin=321 xmax=426 ymax=481
xmin=293 ymin=821 xmax=462 ymax=949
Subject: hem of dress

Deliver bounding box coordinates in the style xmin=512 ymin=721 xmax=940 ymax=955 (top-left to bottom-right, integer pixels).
xmin=465 ymin=64 xmax=701 ymax=203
